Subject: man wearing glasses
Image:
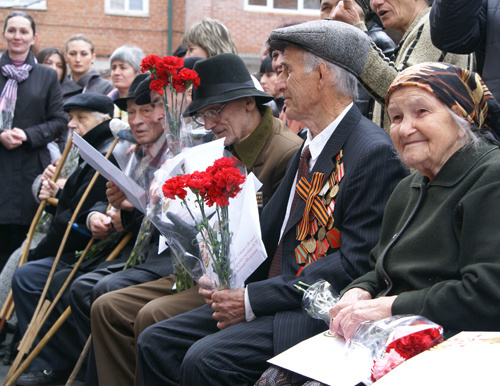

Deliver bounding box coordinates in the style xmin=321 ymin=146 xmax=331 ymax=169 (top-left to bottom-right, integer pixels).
xmin=85 ymin=53 xmax=303 ymax=385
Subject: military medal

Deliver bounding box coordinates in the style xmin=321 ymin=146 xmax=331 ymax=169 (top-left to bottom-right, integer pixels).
xmin=293 ymin=149 xmax=345 ymax=271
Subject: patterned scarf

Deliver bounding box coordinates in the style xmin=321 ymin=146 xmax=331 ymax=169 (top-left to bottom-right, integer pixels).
xmin=386 ymin=62 xmax=500 ymax=138
xmin=0 ymin=63 xmax=32 ymax=131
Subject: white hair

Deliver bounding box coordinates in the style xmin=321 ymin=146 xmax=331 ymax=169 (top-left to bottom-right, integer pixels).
xmin=302 ymin=51 xmax=358 ymax=100
xmin=445 ymin=105 xmax=481 ymax=149
xmin=90 ymin=111 xmax=111 ymax=122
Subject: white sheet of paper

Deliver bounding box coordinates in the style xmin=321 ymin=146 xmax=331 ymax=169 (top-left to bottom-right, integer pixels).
xmin=72 ymin=133 xmax=147 ymax=212
xmin=201 ymin=173 xmax=267 ymax=288
xmin=268 ymin=331 xmax=369 ymax=386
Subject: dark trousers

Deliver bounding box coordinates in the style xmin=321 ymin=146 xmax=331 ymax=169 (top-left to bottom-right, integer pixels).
xmin=137 ymin=304 xmax=275 ymax=385
xmin=68 ymin=262 xmax=173 ymax=385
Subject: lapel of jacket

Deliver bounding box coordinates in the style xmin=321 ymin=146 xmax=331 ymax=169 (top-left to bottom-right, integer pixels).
xmin=284 ymin=105 xmax=360 ymax=235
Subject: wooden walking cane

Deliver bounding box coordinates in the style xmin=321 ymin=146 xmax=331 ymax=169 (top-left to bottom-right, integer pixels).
xmin=0 ymin=135 xmax=74 ymax=333
xmin=3 ymin=231 xmax=133 ymax=386
xmin=5 ymin=137 xmax=120 ymax=382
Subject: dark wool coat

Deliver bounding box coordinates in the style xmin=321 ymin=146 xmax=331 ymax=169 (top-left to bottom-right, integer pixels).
xmin=0 ymin=51 xmax=67 ymax=225
xmin=345 ymin=142 xmax=500 ymax=336
xmin=28 ymin=120 xmax=116 ymax=264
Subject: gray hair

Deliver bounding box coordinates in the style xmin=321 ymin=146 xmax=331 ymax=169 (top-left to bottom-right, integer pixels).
xmin=182 ymin=18 xmax=238 ymax=58
xmin=302 ymin=50 xmax=358 ymax=99
xmin=110 ymin=45 xmax=145 ymax=73
xmin=446 ymin=105 xmax=480 ymax=149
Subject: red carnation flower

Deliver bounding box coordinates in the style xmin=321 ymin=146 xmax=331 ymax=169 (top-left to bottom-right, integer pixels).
xmin=140 ymin=55 xmax=161 ymax=73
xmin=171 ymin=73 xmax=188 ymax=93
xmin=162 ymin=175 xmax=187 ymax=200
xmin=178 ymin=68 xmax=201 ymax=89
xmin=185 ymin=171 xmax=211 ymax=195
xmin=162 ymin=56 xmax=184 ymax=72
xmin=150 ymin=79 xmax=165 ymax=95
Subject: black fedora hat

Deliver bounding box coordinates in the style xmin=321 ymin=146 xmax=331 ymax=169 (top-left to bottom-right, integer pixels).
xmin=114 ymin=73 xmax=150 ymax=111
xmin=134 ymin=56 xmax=204 ymax=106
xmin=183 ymin=53 xmax=273 ymax=117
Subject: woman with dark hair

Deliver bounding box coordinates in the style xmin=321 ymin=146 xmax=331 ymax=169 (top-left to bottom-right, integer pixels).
xmin=37 ymin=47 xmax=66 ymax=83
xmin=61 ymin=34 xmax=114 ymax=101
xmin=260 ymin=55 xmax=284 ymax=117
xmin=0 ymin=11 xmax=66 ymax=270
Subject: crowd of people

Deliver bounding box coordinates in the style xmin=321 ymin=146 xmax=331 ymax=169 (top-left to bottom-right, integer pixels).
xmin=0 ymin=0 xmax=499 ymax=384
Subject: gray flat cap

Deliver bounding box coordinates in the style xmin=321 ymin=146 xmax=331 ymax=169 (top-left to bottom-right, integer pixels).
xmin=269 ymin=20 xmax=371 ymax=77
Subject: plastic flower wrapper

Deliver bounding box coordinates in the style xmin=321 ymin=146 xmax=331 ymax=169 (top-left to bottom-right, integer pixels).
xmin=147 ymin=138 xmax=267 ymax=290
xmin=295 ymin=280 xmax=340 ymax=325
xmin=346 ymin=314 xmax=443 ymax=384
xmin=140 ymin=54 xmax=201 ymax=155
xmin=111 ymin=120 xmax=170 ymax=268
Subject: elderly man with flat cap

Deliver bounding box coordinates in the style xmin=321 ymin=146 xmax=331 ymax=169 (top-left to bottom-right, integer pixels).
xmin=87 ymin=53 xmax=302 ymax=386
xmin=136 ymin=22 xmax=408 ymax=385
xmin=12 ymin=93 xmax=118 ymax=385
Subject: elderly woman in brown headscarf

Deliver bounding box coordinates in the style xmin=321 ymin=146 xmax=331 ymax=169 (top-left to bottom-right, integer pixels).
xmin=330 ymin=62 xmax=500 ymax=340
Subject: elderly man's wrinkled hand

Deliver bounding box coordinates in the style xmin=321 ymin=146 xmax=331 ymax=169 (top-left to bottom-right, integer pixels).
xmin=198 ymin=275 xmax=216 ymax=305
xmin=331 ymin=295 xmax=396 ymax=340
xmin=42 ymin=164 xmax=57 ymax=182
xmin=106 ymin=181 xmax=133 ymax=211
xmin=331 ymin=0 xmax=362 ymax=25
xmin=211 ymin=288 xmax=246 ymax=330
xmin=89 ymin=212 xmax=112 ymax=239
xmin=39 ymin=179 xmax=59 ymax=201
xmin=106 ymin=208 xmax=124 ymax=232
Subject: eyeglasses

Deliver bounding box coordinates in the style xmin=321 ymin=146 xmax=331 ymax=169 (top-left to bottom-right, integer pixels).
xmin=193 ymin=102 xmax=228 ymax=126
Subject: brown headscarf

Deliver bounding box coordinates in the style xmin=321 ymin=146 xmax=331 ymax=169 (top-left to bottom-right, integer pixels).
xmin=386 ymin=62 xmax=500 ymax=139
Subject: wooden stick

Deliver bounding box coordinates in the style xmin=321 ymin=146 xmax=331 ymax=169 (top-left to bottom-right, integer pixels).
xmin=0 ymin=135 xmax=74 ymax=329
xmin=3 ymin=307 xmax=72 ymax=386
xmin=6 ymin=137 xmax=119 ymax=380
xmin=65 ymin=231 xmax=133 ymax=385
xmin=65 ymin=335 xmax=91 ymax=386
xmin=4 ymin=231 xmax=133 ymax=386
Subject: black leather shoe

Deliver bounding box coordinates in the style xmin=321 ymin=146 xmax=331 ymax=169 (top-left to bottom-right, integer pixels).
xmin=16 ymin=369 xmax=70 ymax=385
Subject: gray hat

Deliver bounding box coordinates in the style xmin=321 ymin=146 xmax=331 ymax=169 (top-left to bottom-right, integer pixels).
xmin=183 ymin=53 xmax=273 ymax=117
xmin=63 ymin=92 xmax=114 ymax=117
xmin=269 ymin=20 xmax=371 ymax=77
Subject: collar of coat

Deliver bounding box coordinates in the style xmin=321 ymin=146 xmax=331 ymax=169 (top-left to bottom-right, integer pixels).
xmin=411 ymin=141 xmax=498 ymax=189
xmin=230 ymin=106 xmax=274 ymax=170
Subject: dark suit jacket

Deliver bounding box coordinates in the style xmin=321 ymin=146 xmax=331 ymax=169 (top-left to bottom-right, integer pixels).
xmin=247 ymin=105 xmax=408 ymax=354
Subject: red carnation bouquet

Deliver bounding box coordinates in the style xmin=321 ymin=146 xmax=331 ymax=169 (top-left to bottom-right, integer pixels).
xmin=161 ymin=156 xmax=248 ymax=289
xmin=140 ymin=55 xmax=201 ymax=154
xmin=346 ymin=315 xmax=443 ymax=384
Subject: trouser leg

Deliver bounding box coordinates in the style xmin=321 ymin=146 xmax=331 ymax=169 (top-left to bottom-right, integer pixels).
xmin=91 ymin=275 xmax=176 ymax=386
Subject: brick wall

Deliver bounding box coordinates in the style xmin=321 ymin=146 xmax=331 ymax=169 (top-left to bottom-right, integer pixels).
xmin=185 ymin=0 xmax=318 ymax=55
xmin=0 ymin=0 xmax=185 ymax=60
xmin=0 ymin=0 xmax=317 ymax=62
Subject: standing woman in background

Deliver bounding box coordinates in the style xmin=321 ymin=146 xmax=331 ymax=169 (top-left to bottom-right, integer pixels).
xmin=0 ymin=11 xmax=66 ymax=270
xmin=61 ymin=34 xmax=114 ymax=101
xmin=37 ymin=47 xmax=67 ymax=83
xmin=38 ymin=47 xmax=68 ymax=161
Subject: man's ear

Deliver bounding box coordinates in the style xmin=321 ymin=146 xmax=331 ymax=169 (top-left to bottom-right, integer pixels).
xmin=317 ymin=62 xmax=334 ymax=89
xmin=244 ymin=96 xmax=256 ymax=111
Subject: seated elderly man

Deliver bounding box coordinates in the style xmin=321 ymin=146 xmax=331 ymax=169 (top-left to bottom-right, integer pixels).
xmin=11 ymin=93 xmax=116 ymax=385
xmin=59 ymin=72 xmax=175 ymax=383
xmin=136 ymin=21 xmax=408 ymax=385
xmin=89 ymin=53 xmax=303 ymax=386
